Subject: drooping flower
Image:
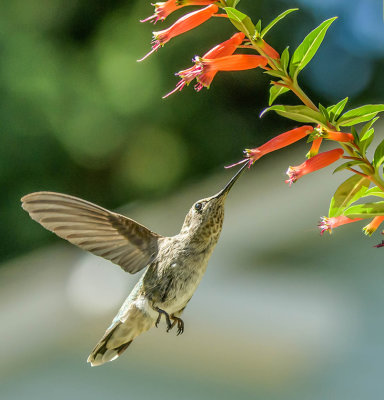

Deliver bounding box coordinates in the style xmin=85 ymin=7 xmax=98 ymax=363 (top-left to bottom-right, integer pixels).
xmin=164 ymin=53 xmax=267 ymax=97
xmin=163 ymin=32 xmax=245 ymax=97
xmin=363 ymin=216 xmax=384 ymax=236
xmin=226 ymin=125 xmax=314 ymax=168
xmin=285 ymin=148 xmax=344 ymax=185
xmin=194 ymin=54 xmax=268 ymax=89
xmin=138 ymin=4 xmax=218 ymax=61
xmin=319 ymin=215 xmax=363 ymax=235
xmin=140 ymin=0 xmax=218 ymax=24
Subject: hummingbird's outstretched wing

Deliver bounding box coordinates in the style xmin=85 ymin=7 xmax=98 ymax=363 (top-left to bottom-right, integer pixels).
xmin=21 ymin=192 xmax=162 ymax=273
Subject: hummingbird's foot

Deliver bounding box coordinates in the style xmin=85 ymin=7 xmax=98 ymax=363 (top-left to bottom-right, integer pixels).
xmin=169 ymin=316 xmax=184 ymax=335
xmin=154 ymin=307 xmax=172 ymax=331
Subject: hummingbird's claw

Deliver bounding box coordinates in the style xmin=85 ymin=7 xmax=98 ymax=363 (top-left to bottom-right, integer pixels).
xmin=170 ymin=316 xmax=184 ymax=335
xmin=154 ymin=307 xmax=172 ymax=331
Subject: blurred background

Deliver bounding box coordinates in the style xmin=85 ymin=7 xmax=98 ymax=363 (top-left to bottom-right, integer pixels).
xmin=1 ymin=0 xmax=384 ymax=399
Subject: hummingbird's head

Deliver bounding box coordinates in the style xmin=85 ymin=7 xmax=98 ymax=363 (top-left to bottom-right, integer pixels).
xmin=180 ymin=163 xmax=247 ymax=244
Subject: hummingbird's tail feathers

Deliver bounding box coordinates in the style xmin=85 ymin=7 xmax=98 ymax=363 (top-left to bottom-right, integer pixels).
xmin=87 ymin=321 xmax=134 ymax=367
xmin=87 ymin=305 xmax=154 ymax=366
xmin=21 ymin=191 xmax=162 ymax=274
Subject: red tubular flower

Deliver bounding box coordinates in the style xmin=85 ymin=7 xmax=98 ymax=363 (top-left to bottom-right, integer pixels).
xmin=307 ymin=137 xmax=323 ymax=158
xmin=363 ymin=216 xmax=384 ymax=236
xmin=163 ymin=32 xmax=245 ymax=98
xmin=319 ymin=216 xmax=363 ymax=235
xmin=195 ymin=54 xmax=268 ymax=90
xmin=226 ymin=125 xmax=314 ymax=169
xmin=141 ymin=0 xmax=217 ymax=24
xmin=285 ymin=148 xmax=344 ymax=185
xmin=324 ymin=130 xmax=354 ymax=143
xmin=138 ymin=4 xmax=218 ymax=61
xmin=246 ymin=126 xmax=313 ymax=165
xmin=164 ymin=53 xmax=267 ymax=97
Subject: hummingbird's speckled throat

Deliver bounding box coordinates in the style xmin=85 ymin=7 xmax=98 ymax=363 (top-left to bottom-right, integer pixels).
xmin=21 ymin=163 xmax=247 ymax=366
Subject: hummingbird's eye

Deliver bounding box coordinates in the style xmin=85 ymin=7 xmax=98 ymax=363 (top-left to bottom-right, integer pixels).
xmin=194 ymin=202 xmax=203 ymax=212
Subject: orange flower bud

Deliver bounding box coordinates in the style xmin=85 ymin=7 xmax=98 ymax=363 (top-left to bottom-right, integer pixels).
xmin=257 ymin=39 xmax=280 ymax=60
xmin=306 ymin=137 xmax=323 ymax=158
xmin=324 ymin=130 xmax=354 ymax=143
xmin=363 ymin=216 xmax=384 ymax=236
xmin=286 ymin=148 xmax=344 ymax=185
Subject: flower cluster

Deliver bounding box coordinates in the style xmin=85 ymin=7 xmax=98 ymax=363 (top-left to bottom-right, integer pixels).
xmin=140 ymin=1 xmax=278 ymax=93
xmin=139 ymin=2 xmax=384 ymax=246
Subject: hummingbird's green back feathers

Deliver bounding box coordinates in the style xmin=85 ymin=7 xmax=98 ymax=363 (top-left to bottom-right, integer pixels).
xmin=21 ymin=192 xmax=162 ymax=274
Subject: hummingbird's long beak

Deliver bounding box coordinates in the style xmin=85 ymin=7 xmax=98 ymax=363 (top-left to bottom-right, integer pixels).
xmin=214 ymin=162 xmax=248 ymax=199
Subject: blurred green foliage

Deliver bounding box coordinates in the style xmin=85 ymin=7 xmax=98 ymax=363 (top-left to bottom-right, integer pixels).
xmin=1 ymin=0 xmax=383 ymax=262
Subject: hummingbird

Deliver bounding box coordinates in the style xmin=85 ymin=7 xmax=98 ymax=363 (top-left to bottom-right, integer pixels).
xmin=21 ymin=164 xmax=247 ymax=366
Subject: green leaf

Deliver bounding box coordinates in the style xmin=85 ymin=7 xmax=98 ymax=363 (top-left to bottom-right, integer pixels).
xmin=263 ymin=70 xmax=286 ymax=78
xmin=255 ymin=19 xmax=262 ymax=34
xmin=289 ymin=17 xmax=337 ymax=78
xmin=373 ymin=138 xmax=384 ymax=168
xmin=344 ymin=202 xmax=384 ymax=219
xmin=350 ymin=126 xmax=360 ymax=145
xmin=362 ymin=186 xmax=384 ymax=199
xmin=280 ymin=47 xmax=290 ymax=72
xmin=225 ymin=0 xmax=241 ymax=7
xmin=360 ymin=128 xmax=374 ymax=142
xmin=328 ymin=175 xmax=370 ymax=218
xmin=260 ymin=8 xmax=299 ymax=38
xmin=225 ymin=7 xmax=255 ymax=37
xmin=260 ymin=104 xmax=327 ymax=125
xmin=319 ymin=103 xmax=330 ymax=121
xmin=360 ymin=128 xmax=374 ymax=156
xmin=269 ymin=85 xmax=290 ymax=106
xmin=360 ymin=117 xmax=379 ymax=139
xmin=332 ymin=160 xmax=367 ymax=174
xmin=327 ymin=97 xmax=348 ymax=122
xmin=337 ymin=105 xmax=384 ymax=127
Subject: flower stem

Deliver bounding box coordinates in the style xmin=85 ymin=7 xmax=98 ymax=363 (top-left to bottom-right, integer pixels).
xmin=286 ymin=78 xmax=318 ymax=111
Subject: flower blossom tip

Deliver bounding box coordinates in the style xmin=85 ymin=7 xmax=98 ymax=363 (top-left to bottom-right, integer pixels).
xmin=363 ymin=216 xmax=384 ymax=236
xmin=318 ymin=215 xmax=363 ymax=235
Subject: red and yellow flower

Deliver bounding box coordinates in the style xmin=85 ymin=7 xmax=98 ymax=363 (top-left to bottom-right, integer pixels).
xmin=285 ymin=148 xmax=344 ymax=185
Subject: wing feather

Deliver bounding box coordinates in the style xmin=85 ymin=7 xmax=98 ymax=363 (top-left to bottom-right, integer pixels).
xmin=21 ymin=192 xmax=162 ymax=274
